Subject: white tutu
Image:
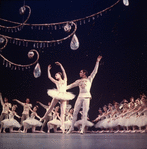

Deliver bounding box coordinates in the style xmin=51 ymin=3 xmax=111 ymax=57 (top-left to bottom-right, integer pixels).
xmin=95 ymin=119 xmax=105 ymax=128
xmin=64 ymin=120 xmax=72 ymax=130
xmin=127 ymin=115 xmax=138 ymax=126
xmin=74 ymin=120 xmax=94 ymax=127
xmin=23 ymin=118 xmax=42 ymax=129
xmin=48 ymin=119 xmax=61 ymax=128
xmin=118 ymin=116 xmax=127 ymax=126
xmin=47 ymin=89 xmax=75 ymax=100
xmin=1 ymin=118 xmax=20 ymax=128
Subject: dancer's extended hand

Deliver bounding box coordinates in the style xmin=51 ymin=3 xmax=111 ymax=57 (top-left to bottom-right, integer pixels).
xmin=40 ymin=117 xmax=45 ymax=122
xmin=48 ymin=65 xmax=52 ymax=70
xmin=97 ymin=55 xmax=102 ymax=62
xmin=55 ymin=62 xmax=61 ymax=66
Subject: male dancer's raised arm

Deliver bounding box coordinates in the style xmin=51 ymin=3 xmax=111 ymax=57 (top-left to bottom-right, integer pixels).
xmin=88 ymin=55 xmax=102 ymax=82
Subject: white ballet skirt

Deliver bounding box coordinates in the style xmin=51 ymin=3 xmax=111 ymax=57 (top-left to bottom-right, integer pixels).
xmin=118 ymin=116 xmax=127 ymax=126
xmin=23 ymin=112 xmax=42 ymax=129
xmin=74 ymin=119 xmax=94 ymax=127
xmin=47 ymin=89 xmax=75 ymax=100
xmin=135 ymin=111 xmax=147 ymax=127
xmin=1 ymin=111 xmax=21 ymax=128
xmin=64 ymin=115 xmax=72 ymax=130
xmin=95 ymin=117 xmax=106 ymax=128
xmin=126 ymin=114 xmax=138 ymax=126
xmin=47 ymin=113 xmax=61 ymax=128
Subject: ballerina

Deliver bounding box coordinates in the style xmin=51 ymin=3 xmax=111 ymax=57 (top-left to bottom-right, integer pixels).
xmin=22 ymin=106 xmax=42 ymax=133
xmin=47 ymin=106 xmax=61 ymax=133
xmin=64 ymin=108 xmax=73 ymax=132
xmin=0 ymin=93 xmax=12 ymax=133
xmin=74 ymin=110 xmax=94 ymax=133
xmin=0 ymin=105 xmax=21 ymax=133
xmin=40 ymin=62 xmax=75 ymax=133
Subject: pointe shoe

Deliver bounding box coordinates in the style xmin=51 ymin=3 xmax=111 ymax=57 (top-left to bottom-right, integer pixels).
xmin=80 ymin=130 xmax=83 ymax=134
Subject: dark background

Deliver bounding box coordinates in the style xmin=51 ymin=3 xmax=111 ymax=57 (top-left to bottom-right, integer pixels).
xmin=0 ymin=0 xmax=146 ymax=122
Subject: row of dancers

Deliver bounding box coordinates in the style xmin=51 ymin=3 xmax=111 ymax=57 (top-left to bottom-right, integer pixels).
xmin=93 ymin=95 xmax=147 ymax=133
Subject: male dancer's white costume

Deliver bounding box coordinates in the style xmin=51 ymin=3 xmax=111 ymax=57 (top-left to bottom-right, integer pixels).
xmin=67 ymin=57 xmax=101 ymax=133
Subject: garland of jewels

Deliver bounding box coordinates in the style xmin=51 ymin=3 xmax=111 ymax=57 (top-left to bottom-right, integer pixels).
xmin=0 ymin=0 xmax=129 ymax=78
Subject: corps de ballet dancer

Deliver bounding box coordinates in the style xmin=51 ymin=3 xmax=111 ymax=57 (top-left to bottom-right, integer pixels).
xmin=22 ymin=105 xmax=42 ymax=133
xmin=64 ymin=108 xmax=73 ymax=132
xmin=40 ymin=62 xmax=75 ymax=133
xmin=67 ymin=55 xmax=102 ymax=134
xmin=74 ymin=110 xmax=94 ymax=133
xmin=137 ymin=95 xmax=147 ymax=133
xmin=93 ymin=105 xmax=108 ymax=133
xmin=0 ymin=105 xmax=21 ymax=133
xmin=13 ymin=98 xmax=32 ymax=130
xmin=47 ymin=106 xmax=61 ymax=133
xmin=0 ymin=93 xmax=12 ymax=133
xmin=37 ymin=101 xmax=53 ymax=132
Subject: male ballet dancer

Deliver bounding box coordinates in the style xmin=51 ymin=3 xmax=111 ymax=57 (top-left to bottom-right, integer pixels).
xmin=67 ymin=55 xmax=102 ymax=134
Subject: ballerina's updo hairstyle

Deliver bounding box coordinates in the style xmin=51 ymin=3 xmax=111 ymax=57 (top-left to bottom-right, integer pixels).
xmin=57 ymin=72 xmax=63 ymax=79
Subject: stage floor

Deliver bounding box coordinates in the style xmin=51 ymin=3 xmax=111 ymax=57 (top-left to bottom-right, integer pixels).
xmin=0 ymin=133 xmax=147 ymax=149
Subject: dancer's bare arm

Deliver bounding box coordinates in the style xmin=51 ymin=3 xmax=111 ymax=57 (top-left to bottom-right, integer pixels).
xmin=13 ymin=99 xmax=24 ymax=106
xmin=67 ymin=80 xmax=80 ymax=90
xmin=0 ymin=93 xmax=4 ymax=106
xmin=48 ymin=65 xmax=58 ymax=84
xmin=37 ymin=101 xmax=48 ymax=109
xmin=89 ymin=55 xmax=102 ymax=81
xmin=55 ymin=62 xmax=67 ymax=81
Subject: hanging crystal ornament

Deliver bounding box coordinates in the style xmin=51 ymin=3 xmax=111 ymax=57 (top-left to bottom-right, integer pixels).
xmin=41 ymin=26 xmax=43 ymax=30
xmin=26 ymin=42 xmax=28 ymax=47
xmin=28 ymin=51 xmax=34 ymax=59
xmin=19 ymin=41 xmax=21 ymax=46
xmin=123 ymin=0 xmax=129 ymax=6
xmin=19 ymin=6 xmax=26 ymax=15
xmin=100 ymin=13 xmax=102 ymax=16
xmin=33 ymin=63 xmax=41 ymax=78
xmin=23 ymin=41 xmax=25 ymax=46
xmin=3 ymin=59 xmax=5 ymax=65
xmin=31 ymin=26 xmax=33 ymax=30
xmin=64 ymin=23 xmax=71 ymax=32
xmin=13 ymin=40 xmax=15 ymax=44
xmin=37 ymin=43 xmax=39 ymax=48
xmin=40 ymin=43 xmax=42 ymax=48
xmin=47 ymin=43 xmax=49 ymax=47
xmin=43 ymin=43 xmax=45 ymax=48
xmin=0 ymin=37 xmax=5 ymax=44
xmin=54 ymin=25 xmax=57 ymax=30
xmin=15 ymin=40 xmax=18 ymax=45
xmin=70 ymin=34 xmax=79 ymax=50
xmin=33 ymin=43 xmax=36 ymax=48
xmin=11 ymin=29 xmax=13 ymax=33
xmin=92 ymin=17 xmax=95 ymax=20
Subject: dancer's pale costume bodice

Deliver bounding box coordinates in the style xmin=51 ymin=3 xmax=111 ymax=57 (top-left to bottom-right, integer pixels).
xmin=22 ymin=103 xmax=32 ymax=115
xmin=56 ymin=80 xmax=66 ymax=93
xmin=9 ymin=111 xmax=16 ymax=119
xmin=67 ymin=62 xmax=99 ymax=98
xmin=2 ymin=103 xmax=11 ymax=114
xmin=30 ymin=112 xmax=37 ymax=119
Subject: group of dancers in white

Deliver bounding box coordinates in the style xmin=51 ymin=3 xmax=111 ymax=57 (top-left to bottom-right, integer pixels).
xmin=1 ymin=55 xmax=147 ymax=134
